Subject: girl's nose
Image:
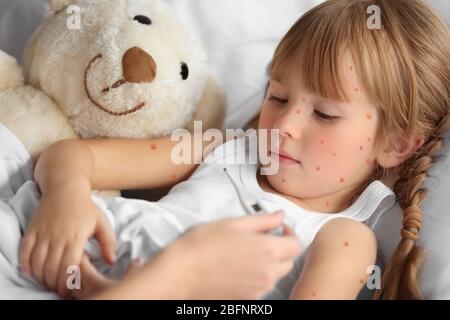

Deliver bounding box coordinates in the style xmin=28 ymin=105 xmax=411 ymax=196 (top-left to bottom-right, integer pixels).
xmin=276 ymin=107 xmax=301 ymax=139
xmin=280 ymin=130 xmax=293 ymax=139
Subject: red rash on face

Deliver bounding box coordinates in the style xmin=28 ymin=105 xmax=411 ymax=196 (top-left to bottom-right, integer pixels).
xmin=333 ymin=153 xmax=336 ymax=157
xmin=343 ymin=241 xmax=349 ymax=247
xmin=281 ymin=178 xmax=286 ymax=183
xmin=359 ymin=146 xmax=364 ymax=151
xmin=320 ymin=140 xmax=324 ymax=144
xmin=150 ymin=143 xmax=157 ymax=150
xmin=339 ymin=177 xmax=345 ymax=183
xmin=366 ymin=112 xmax=372 ymax=120
xmin=315 ymin=165 xmax=321 ymax=171
xmin=359 ymin=278 xmax=365 ymax=284
xmin=296 ymin=108 xmax=301 ymax=114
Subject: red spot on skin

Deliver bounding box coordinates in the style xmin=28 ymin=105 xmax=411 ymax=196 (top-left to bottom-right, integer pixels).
xmin=359 ymin=146 xmax=364 ymax=151
xmin=315 ymin=165 xmax=321 ymax=171
xmin=172 ymin=174 xmax=177 ymax=180
xmin=312 ymin=292 xmax=316 ymax=297
xmin=349 ymin=65 xmax=353 ymax=71
xmin=326 ymin=202 xmax=330 ymax=207
xmin=366 ymin=112 xmax=372 ymax=120
xmin=281 ymin=178 xmax=286 ymax=183
xmin=355 ymin=88 xmax=359 ymax=92
xmin=302 ymin=97 xmax=306 ymax=102
xmin=366 ymin=159 xmax=373 ymax=165
xmin=343 ymin=241 xmax=349 ymax=247
xmin=150 ymin=143 xmax=157 ymax=150
xmin=339 ymin=177 xmax=345 ymax=183
xmin=359 ymin=278 xmax=365 ymax=284
xmin=367 ymin=137 xmax=372 ymax=142
xmin=296 ymin=108 xmax=301 ymax=114
xmin=309 ymin=119 xmax=312 ymax=123
xmin=333 ymin=153 xmax=336 ymax=157
xmin=320 ymin=140 xmax=324 ymax=145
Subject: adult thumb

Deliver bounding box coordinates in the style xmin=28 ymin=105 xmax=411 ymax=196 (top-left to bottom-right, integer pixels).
xmin=95 ymin=213 xmax=117 ymax=265
xmin=234 ymin=211 xmax=284 ymax=233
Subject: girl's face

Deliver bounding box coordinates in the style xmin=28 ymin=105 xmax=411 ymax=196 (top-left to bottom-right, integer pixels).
xmin=258 ymin=58 xmax=381 ymax=208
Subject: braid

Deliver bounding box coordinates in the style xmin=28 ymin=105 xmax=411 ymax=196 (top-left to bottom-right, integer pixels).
xmin=374 ymin=113 xmax=450 ymax=299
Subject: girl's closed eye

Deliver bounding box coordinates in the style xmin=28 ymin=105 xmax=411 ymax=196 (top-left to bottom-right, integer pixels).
xmin=269 ymin=94 xmax=339 ymax=123
xmin=268 ymin=95 xmax=288 ymax=105
xmin=314 ymin=110 xmax=339 ymax=123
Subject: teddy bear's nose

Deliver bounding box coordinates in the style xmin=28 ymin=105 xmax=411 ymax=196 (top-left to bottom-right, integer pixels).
xmin=122 ymin=47 xmax=157 ymax=83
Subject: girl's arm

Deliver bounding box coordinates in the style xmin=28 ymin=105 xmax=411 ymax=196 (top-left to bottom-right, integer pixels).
xmin=289 ymin=218 xmax=377 ymax=300
xmin=34 ymin=133 xmax=221 ymax=193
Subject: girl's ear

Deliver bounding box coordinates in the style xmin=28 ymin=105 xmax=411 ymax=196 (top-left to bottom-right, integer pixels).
xmin=376 ymin=132 xmax=425 ymax=169
xmin=47 ymin=0 xmax=78 ymax=15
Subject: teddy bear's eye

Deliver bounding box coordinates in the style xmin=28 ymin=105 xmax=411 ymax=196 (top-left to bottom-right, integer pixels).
xmin=180 ymin=62 xmax=189 ymax=80
xmin=134 ymin=15 xmax=152 ymax=25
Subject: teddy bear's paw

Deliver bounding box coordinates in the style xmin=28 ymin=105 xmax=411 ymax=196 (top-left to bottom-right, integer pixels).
xmin=0 ymin=50 xmax=24 ymax=90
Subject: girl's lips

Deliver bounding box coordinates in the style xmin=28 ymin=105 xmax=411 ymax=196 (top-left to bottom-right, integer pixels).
xmin=269 ymin=151 xmax=302 ymax=165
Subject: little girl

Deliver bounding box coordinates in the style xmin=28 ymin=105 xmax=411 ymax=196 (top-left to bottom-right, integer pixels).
xmin=18 ymin=0 xmax=450 ymax=299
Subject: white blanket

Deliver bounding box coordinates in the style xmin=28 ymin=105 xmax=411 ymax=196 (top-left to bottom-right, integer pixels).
xmin=0 ymin=122 xmax=198 ymax=299
xmin=0 ymin=121 xmax=57 ymax=299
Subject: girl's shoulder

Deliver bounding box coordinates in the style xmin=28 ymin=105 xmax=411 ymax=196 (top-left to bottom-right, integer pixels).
xmin=291 ymin=217 xmax=377 ymax=299
xmin=318 ymin=217 xmax=377 ymax=245
xmin=311 ymin=217 xmax=377 ymax=265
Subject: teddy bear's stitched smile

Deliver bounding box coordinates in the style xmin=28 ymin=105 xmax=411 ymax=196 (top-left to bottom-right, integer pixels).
xmin=84 ymin=54 xmax=146 ymax=116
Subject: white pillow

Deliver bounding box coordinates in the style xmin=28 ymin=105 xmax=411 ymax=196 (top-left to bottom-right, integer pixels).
xmin=373 ymin=132 xmax=450 ymax=299
xmin=0 ymin=0 xmax=46 ymax=60
xmin=163 ymin=0 xmax=326 ymax=128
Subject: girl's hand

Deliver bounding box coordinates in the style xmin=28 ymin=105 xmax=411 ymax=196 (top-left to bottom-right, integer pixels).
xmin=70 ymin=255 xmax=144 ymax=300
xmin=19 ymin=182 xmax=117 ymax=297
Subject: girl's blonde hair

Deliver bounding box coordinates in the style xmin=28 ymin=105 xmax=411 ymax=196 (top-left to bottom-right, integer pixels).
xmin=270 ymin=0 xmax=450 ymax=299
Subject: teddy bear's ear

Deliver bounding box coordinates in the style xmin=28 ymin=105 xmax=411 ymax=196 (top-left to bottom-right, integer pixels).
xmin=47 ymin=0 xmax=78 ymax=15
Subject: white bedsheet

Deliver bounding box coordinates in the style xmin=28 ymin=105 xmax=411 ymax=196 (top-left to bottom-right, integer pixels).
xmin=0 ymin=121 xmax=197 ymax=299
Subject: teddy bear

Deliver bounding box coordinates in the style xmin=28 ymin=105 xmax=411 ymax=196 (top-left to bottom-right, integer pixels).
xmin=0 ymin=0 xmax=226 ymax=169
